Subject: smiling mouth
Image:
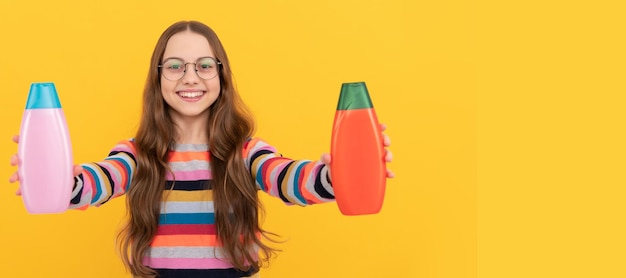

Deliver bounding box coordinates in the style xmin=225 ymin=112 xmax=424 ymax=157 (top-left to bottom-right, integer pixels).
xmin=177 ymin=91 xmax=205 ymax=98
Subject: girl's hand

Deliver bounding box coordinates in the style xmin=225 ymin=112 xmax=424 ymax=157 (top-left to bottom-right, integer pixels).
xmin=321 ymin=123 xmax=395 ymax=178
xmin=8 ymin=135 xmax=83 ymax=196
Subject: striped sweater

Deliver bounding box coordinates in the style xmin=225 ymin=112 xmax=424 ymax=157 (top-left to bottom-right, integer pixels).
xmin=69 ymin=138 xmax=334 ymax=278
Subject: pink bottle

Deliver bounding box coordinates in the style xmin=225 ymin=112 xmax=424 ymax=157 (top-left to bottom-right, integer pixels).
xmin=18 ymin=82 xmax=73 ymax=214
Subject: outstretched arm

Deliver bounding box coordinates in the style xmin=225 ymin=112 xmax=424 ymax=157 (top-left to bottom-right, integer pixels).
xmin=244 ymin=138 xmax=334 ymax=206
xmin=68 ymin=140 xmax=137 ymax=209
xmin=244 ymin=124 xmax=393 ymax=206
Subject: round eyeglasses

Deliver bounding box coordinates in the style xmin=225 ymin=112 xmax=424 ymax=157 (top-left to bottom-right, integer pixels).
xmin=158 ymin=57 xmax=222 ymax=81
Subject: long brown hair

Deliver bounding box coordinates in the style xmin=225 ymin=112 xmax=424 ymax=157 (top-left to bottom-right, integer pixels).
xmin=117 ymin=21 xmax=278 ymax=277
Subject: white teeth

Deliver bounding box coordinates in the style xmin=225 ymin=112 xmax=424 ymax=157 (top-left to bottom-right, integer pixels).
xmin=179 ymin=91 xmax=204 ymax=98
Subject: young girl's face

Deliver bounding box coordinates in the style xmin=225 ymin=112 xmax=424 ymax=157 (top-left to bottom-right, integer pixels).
xmin=160 ymin=31 xmax=221 ymax=122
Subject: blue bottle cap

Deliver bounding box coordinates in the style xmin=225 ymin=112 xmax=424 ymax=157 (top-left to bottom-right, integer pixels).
xmin=26 ymin=82 xmax=62 ymax=109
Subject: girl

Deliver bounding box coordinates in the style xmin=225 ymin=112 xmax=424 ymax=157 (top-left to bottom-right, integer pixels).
xmin=9 ymin=20 xmax=393 ymax=278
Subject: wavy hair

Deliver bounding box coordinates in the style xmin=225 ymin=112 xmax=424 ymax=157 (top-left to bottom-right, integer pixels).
xmin=117 ymin=20 xmax=278 ymax=277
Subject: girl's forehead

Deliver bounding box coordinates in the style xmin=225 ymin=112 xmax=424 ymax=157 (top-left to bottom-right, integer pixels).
xmin=163 ymin=31 xmax=215 ymax=59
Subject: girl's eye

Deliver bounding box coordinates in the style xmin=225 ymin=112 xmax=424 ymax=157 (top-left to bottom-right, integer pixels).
xmin=168 ymin=64 xmax=183 ymax=70
xmin=197 ymin=58 xmax=216 ymax=71
xmin=163 ymin=59 xmax=185 ymax=71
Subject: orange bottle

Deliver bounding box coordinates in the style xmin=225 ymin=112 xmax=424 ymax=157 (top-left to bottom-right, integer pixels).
xmin=331 ymin=82 xmax=386 ymax=215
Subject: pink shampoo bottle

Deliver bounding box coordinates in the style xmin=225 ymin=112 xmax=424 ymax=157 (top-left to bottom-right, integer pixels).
xmin=18 ymin=82 xmax=73 ymax=214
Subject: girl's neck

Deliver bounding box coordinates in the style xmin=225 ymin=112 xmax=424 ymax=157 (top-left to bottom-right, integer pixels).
xmin=171 ymin=115 xmax=209 ymax=145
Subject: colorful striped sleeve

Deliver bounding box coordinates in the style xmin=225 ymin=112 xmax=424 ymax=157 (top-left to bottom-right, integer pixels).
xmin=69 ymin=140 xmax=137 ymax=210
xmin=243 ymin=138 xmax=335 ymax=206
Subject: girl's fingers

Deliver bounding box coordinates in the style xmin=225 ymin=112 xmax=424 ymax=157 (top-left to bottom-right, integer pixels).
xmin=385 ymin=149 xmax=393 ymax=162
xmin=386 ymin=169 xmax=395 ymax=178
xmin=383 ymin=133 xmax=391 ymax=147
xmin=9 ymin=172 xmax=18 ymax=183
xmin=320 ymin=153 xmax=331 ymax=165
xmin=10 ymin=154 xmax=18 ymax=166
xmin=385 ymin=149 xmax=394 ymax=178
xmin=74 ymin=165 xmax=83 ymax=177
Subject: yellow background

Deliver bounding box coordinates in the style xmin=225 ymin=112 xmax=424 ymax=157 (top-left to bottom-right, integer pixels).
xmin=476 ymin=1 xmax=626 ymax=277
xmin=3 ymin=0 xmax=625 ymax=278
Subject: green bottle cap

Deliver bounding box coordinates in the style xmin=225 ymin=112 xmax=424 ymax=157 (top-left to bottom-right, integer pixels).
xmin=26 ymin=82 xmax=61 ymax=109
xmin=337 ymin=82 xmax=373 ymax=110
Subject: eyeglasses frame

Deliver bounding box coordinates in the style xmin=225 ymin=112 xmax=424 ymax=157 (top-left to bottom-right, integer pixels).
xmin=158 ymin=56 xmax=223 ymax=81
